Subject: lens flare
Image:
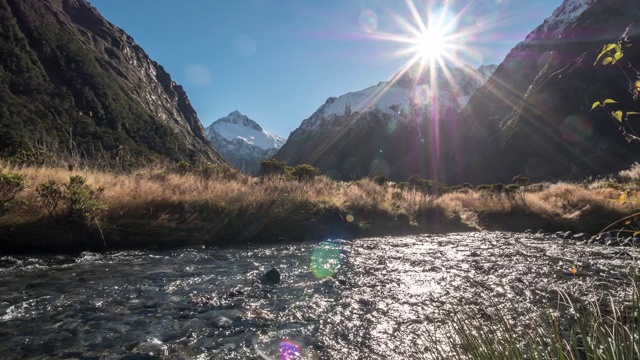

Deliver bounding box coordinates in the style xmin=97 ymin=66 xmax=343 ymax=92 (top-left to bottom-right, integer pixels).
xmin=562 ymin=115 xmax=593 ymax=142
xmin=359 ymin=9 xmax=378 ymax=33
xmin=279 ymin=339 xmax=301 ymax=360
xmin=185 ymin=64 xmax=212 ymax=87
xmin=234 ymin=34 xmax=257 ymax=57
xmin=310 ymin=241 xmax=343 ymax=279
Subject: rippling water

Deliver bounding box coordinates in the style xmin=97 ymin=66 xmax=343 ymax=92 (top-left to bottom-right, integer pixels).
xmin=0 ymin=232 xmax=636 ymax=359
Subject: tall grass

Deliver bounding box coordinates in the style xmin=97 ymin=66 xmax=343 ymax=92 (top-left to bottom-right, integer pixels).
xmin=1 ymin=163 xmax=640 ymax=250
xmin=433 ymin=269 xmax=640 ymax=359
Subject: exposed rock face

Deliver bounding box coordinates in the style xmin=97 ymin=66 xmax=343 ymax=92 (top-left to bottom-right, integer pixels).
xmin=206 ymin=111 xmax=285 ymax=174
xmin=275 ymin=65 xmax=496 ymax=180
xmin=0 ymin=0 xmax=222 ymax=165
xmin=452 ymin=0 xmax=640 ymax=183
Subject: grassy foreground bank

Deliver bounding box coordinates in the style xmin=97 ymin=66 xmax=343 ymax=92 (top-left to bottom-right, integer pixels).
xmin=0 ymin=162 xmax=639 ymax=253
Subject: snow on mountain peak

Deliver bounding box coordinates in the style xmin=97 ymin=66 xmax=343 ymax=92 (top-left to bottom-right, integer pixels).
xmin=217 ymin=110 xmax=263 ymax=131
xmin=206 ymin=111 xmax=286 ymax=174
xmin=300 ymin=64 xmax=496 ymax=130
xmin=527 ymin=0 xmax=596 ymax=40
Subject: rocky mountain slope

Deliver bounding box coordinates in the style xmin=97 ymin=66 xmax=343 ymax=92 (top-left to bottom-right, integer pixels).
xmin=275 ymin=64 xmax=496 ymax=180
xmin=206 ymin=111 xmax=285 ymax=174
xmin=451 ymin=0 xmax=640 ymax=183
xmin=0 ymin=0 xmax=223 ymax=166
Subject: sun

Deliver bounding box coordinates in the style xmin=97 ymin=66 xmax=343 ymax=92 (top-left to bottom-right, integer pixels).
xmin=368 ymin=0 xmax=472 ymax=81
xmin=413 ymin=26 xmax=449 ymax=63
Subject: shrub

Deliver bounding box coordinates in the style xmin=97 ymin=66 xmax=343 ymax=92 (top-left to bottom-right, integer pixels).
xmin=0 ymin=172 xmax=25 ymax=213
xmin=512 ymin=175 xmax=530 ymax=187
xmin=259 ymin=158 xmax=289 ymax=176
xmin=393 ymin=182 xmax=409 ymax=190
xmin=490 ymin=183 xmax=505 ymax=193
xmin=36 ymin=175 xmax=107 ymax=227
xmin=290 ymin=164 xmax=320 ymax=181
xmin=505 ymin=183 xmax=519 ymax=194
xmin=175 ymin=161 xmax=192 ymax=175
xmin=372 ymin=175 xmax=388 ymax=186
xmin=476 ymin=184 xmax=491 ymax=191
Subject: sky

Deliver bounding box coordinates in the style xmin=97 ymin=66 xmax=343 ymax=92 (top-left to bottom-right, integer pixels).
xmin=88 ymin=0 xmax=563 ymax=139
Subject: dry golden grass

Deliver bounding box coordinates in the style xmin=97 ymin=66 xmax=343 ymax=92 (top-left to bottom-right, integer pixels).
xmin=1 ymin=163 xmax=638 ymax=251
xmin=436 ymin=182 xmax=631 ymax=233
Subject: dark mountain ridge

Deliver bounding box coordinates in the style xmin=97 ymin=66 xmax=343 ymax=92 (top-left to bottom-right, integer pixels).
xmin=451 ymin=0 xmax=640 ymax=183
xmin=0 ymin=0 xmax=222 ymax=166
xmin=275 ymin=64 xmax=496 ymax=181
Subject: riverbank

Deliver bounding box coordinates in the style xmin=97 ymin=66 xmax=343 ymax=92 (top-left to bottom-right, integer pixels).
xmin=0 ymin=163 xmax=638 ymax=253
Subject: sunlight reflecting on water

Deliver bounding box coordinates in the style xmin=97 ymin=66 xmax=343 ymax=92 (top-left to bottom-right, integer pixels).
xmin=0 ymin=232 xmax=636 ymax=358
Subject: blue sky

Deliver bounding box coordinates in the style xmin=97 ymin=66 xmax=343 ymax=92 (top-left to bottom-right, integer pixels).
xmin=88 ymin=0 xmax=562 ymax=138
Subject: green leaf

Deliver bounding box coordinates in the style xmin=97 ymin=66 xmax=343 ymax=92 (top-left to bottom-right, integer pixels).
xmin=614 ymin=51 xmax=624 ymax=61
xmin=592 ymin=99 xmax=618 ymax=110
xmin=627 ymin=112 xmax=640 ymax=116
xmin=612 ymin=110 xmax=624 ymax=122
xmin=596 ymin=43 xmax=619 ymax=63
xmin=602 ymin=57 xmax=614 ymax=65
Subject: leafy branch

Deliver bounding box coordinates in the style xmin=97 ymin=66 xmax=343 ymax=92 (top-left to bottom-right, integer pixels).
xmin=591 ymin=28 xmax=640 ymax=142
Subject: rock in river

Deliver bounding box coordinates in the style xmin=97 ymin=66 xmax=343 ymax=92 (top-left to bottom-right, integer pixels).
xmin=259 ymin=268 xmax=281 ymax=285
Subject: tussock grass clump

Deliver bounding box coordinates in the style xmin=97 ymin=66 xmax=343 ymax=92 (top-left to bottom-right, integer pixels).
xmin=437 ymin=182 xmax=628 ymax=233
xmin=2 ymin=161 xmax=640 ymax=252
xmin=433 ymin=271 xmax=640 ymax=360
xmin=620 ymin=162 xmax=640 ymax=183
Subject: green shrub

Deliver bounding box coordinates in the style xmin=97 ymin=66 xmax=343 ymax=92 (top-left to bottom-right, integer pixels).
xmin=259 ymin=158 xmax=289 ymax=176
xmin=512 ymin=175 xmax=530 ymax=187
xmin=490 ymin=183 xmax=505 ymax=193
xmin=372 ymin=175 xmax=388 ymax=186
xmin=393 ymin=182 xmax=409 ymax=190
xmin=37 ymin=175 xmax=107 ymax=227
xmin=291 ymin=164 xmax=320 ymax=181
xmin=175 ymin=161 xmax=192 ymax=175
xmin=505 ymin=183 xmax=519 ymax=193
xmin=0 ymin=172 xmax=25 ymax=213
xmin=476 ymin=184 xmax=491 ymax=191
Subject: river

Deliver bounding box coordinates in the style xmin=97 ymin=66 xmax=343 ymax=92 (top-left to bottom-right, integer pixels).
xmin=0 ymin=232 xmax=637 ymax=359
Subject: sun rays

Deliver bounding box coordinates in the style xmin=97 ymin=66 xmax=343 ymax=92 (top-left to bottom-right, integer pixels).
xmin=375 ymin=0 xmax=475 ymax=86
xmin=353 ymin=0 xmax=484 ymax=117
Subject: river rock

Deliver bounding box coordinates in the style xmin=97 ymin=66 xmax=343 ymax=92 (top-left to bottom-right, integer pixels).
xmin=259 ymin=268 xmax=281 ymax=285
xmin=211 ymin=316 xmax=233 ymax=328
xmin=226 ymin=287 xmax=245 ymax=298
xmin=573 ymin=233 xmax=588 ymax=240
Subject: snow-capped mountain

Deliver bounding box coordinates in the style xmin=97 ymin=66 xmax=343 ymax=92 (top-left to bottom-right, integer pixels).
xmin=206 ymin=111 xmax=285 ymax=174
xmin=297 ymin=64 xmax=496 ymax=132
xmin=274 ymin=64 xmax=496 ymax=180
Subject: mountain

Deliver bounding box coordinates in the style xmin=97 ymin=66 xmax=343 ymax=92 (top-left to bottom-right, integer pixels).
xmin=275 ymin=64 xmax=496 ymax=180
xmin=451 ymin=0 xmax=640 ymax=183
xmin=0 ymin=0 xmax=223 ymax=167
xmin=206 ymin=111 xmax=285 ymax=174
